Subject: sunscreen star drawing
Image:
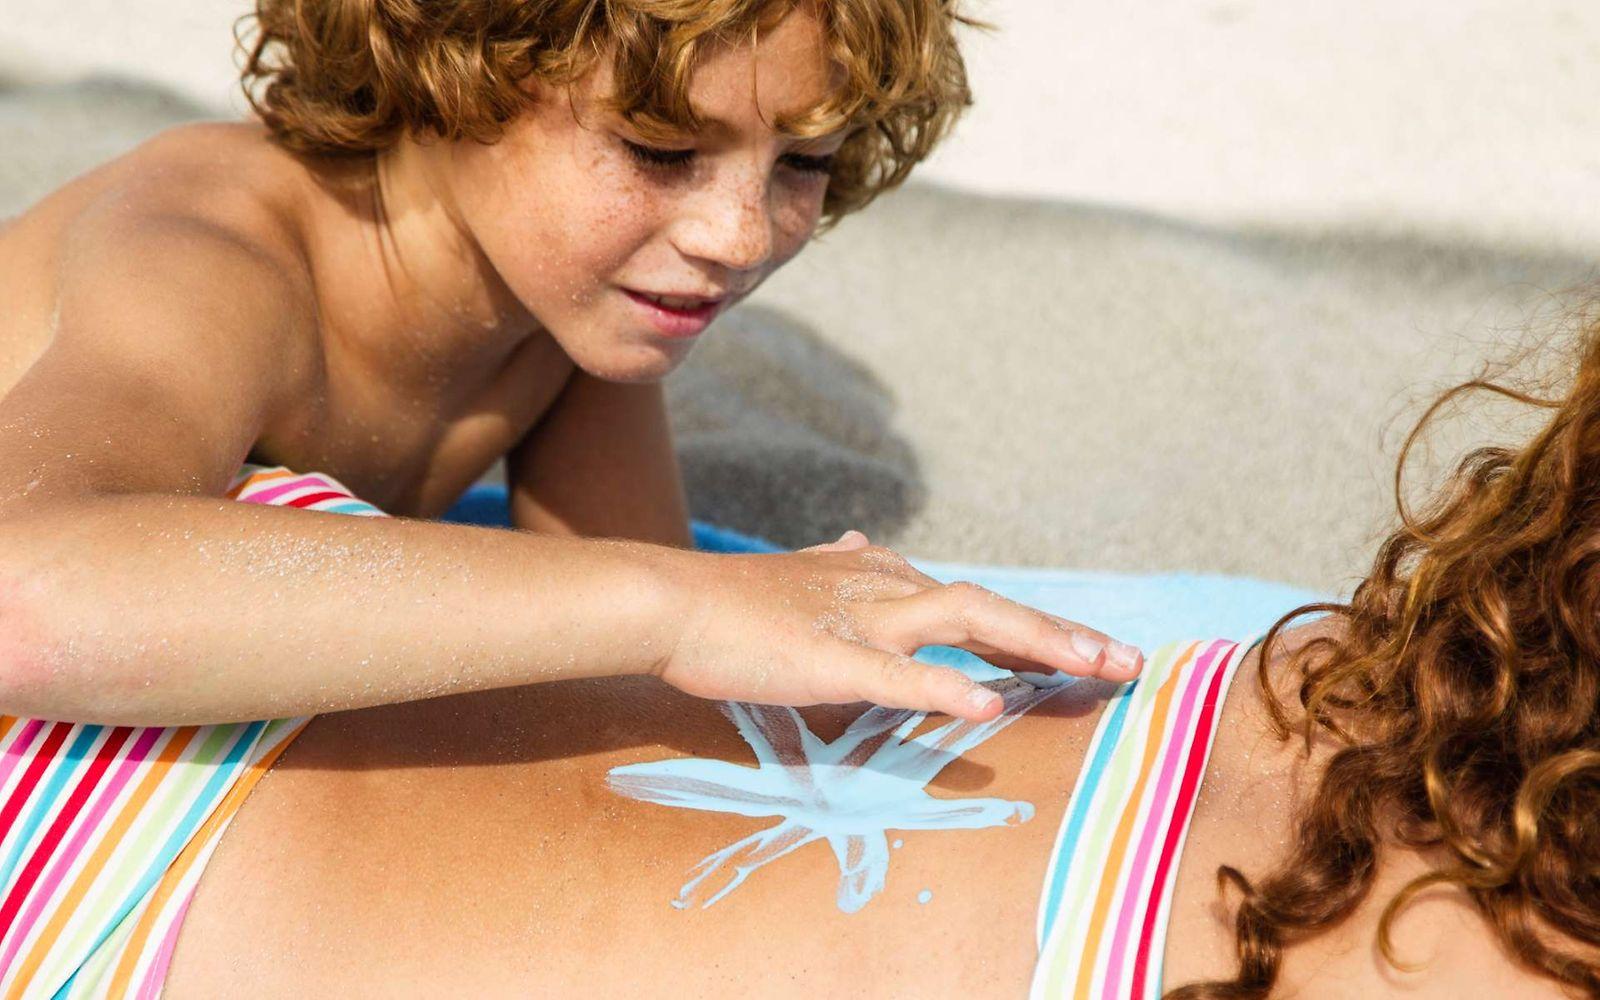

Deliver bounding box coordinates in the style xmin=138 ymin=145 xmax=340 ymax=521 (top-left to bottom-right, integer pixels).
xmin=607 ymin=674 xmax=1071 ymax=913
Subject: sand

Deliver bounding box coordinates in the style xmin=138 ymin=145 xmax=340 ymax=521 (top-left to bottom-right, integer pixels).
xmin=4 ymin=3 xmax=1598 ymax=595
xmin=669 ymin=190 xmax=1597 ymax=593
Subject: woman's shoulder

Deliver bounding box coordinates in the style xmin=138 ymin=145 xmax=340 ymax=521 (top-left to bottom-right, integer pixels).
xmin=1166 ymin=620 xmax=1569 ymax=997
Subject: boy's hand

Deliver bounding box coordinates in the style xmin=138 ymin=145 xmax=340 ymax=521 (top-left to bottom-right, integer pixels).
xmin=648 ymin=531 xmax=1144 ymax=720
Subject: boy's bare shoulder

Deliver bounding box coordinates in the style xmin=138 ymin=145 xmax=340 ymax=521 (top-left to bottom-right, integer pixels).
xmin=49 ymin=121 xmax=328 ymax=379
xmin=0 ymin=122 xmax=335 ymax=495
xmin=0 ymin=121 xmax=337 ymax=460
xmin=66 ymin=121 xmax=318 ymax=288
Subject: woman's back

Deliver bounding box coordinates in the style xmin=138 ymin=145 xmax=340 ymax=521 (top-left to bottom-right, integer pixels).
xmin=163 ymin=632 xmax=1557 ymax=997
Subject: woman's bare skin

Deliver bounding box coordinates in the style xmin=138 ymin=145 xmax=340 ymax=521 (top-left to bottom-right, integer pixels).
xmin=165 ymin=631 xmax=1557 ymax=997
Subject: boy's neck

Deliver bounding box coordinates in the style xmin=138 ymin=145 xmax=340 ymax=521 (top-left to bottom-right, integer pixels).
xmin=307 ymin=137 xmax=543 ymax=368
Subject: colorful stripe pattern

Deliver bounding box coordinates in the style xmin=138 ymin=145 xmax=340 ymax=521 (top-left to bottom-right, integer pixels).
xmin=0 ymin=464 xmax=382 ymax=998
xmin=1030 ymin=638 xmax=1249 ymax=999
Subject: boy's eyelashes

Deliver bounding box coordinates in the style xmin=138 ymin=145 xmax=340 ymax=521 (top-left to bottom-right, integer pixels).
xmin=622 ymin=140 xmax=695 ymax=170
xmin=619 ymin=139 xmax=834 ymax=176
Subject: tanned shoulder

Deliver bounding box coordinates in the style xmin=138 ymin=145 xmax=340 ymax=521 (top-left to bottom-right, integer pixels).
xmin=0 ymin=155 xmax=323 ymax=505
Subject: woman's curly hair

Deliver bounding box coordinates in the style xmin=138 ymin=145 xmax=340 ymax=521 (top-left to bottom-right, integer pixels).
xmin=1171 ymin=303 xmax=1600 ymax=998
xmin=237 ymin=0 xmax=983 ymax=227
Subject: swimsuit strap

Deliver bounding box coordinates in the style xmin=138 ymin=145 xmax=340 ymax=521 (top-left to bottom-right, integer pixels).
xmin=1030 ymin=637 xmax=1251 ymax=999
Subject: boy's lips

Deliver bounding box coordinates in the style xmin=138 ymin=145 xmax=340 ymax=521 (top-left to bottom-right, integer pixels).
xmin=621 ymin=286 xmax=728 ymax=338
xmin=626 ymin=287 xmax=728 ymax=309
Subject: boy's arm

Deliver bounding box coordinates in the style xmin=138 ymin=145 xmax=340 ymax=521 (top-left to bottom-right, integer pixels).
xmin=0 ymin=207 xmax=675 ymax=724
xmin=507 ymin=371 xmax=693 ymax=548
xmin=0 ymin=205 xmax=1138 ymax=726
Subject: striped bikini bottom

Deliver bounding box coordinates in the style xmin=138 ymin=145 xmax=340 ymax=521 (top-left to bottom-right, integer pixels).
xmin=0 ymin=465 xmax=380 ymax=998
xmin=1030 ymin=637 xmax=1251 ymax=999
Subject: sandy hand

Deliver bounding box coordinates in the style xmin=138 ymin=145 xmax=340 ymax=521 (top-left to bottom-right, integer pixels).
xmin=648 ymin=531 xmax=1144 ymax=721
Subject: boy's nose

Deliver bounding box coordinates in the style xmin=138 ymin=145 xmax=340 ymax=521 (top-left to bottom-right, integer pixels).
xmin=677 ymin=183 xmax=775 ymax=274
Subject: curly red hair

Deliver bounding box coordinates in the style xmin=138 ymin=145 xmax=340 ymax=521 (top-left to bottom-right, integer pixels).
xmin=1172 ymin=302 xmax=1600 ymax=997
xmin=236 ymin=0 xmax=983 ymax=228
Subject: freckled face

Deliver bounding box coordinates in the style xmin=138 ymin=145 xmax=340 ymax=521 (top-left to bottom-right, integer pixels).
xmin=442 ymin=5 xmax=846 ymax=383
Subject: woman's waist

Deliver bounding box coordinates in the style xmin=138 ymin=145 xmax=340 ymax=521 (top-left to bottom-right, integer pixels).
xmin=167 ymin=673 xmax=1109 ymax=994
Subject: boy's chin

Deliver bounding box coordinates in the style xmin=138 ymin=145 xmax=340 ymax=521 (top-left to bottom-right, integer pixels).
xmin=570 ymin=339 xmax=694 ymax=385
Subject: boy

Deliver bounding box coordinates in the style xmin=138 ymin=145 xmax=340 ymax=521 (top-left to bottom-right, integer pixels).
xmin=0 ymin=0 xmax=1139 ymax=728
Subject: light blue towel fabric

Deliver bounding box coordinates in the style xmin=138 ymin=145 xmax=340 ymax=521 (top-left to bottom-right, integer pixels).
xmin=443 ymin=486 xmax=1326 ymax=680
xmin=899 ymin=558 xmax=1322 ymax=679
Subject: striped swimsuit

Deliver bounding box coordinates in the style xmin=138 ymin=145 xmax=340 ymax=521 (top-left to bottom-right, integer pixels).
xmin=1031 ymin=638 xmax=1250 ymax=999
xmin=4 ymin=467 xmax=1250 ymax=997
xmin=0 ymin=466 xmax=380 ymax=998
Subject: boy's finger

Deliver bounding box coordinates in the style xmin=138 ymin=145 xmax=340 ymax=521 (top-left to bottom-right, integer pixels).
xmin=826 ymin=649 xmax=1002 ymax=722
xmin=977 ymin=651 xmax=1093 ymax=677
xmin=872 ymin=583 xmax=1144 ymax=681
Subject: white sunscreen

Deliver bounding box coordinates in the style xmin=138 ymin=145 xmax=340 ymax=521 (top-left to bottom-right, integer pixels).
xmin=607 ymin=674 xmax=1070 ymax=913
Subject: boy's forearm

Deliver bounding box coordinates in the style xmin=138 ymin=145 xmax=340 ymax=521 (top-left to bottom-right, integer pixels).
xmin=506 ymin=375 xmax=694 ymax=548
xmin=0 ymin=493 xmax=676 ymax=726
xmin=509 ymin=457 xmax=692 ymax=545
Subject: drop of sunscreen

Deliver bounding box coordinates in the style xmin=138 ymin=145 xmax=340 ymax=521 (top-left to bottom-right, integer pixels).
xmin=917 ymin=890 xmax=933 ymax=905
